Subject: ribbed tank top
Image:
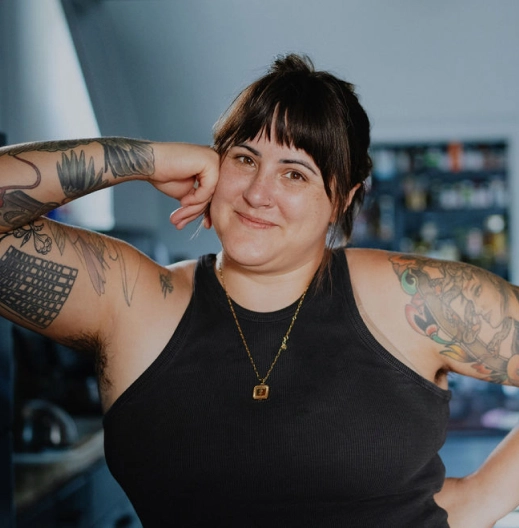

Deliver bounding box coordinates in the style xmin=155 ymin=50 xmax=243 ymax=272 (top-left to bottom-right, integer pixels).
xmin=103 ymin=249 xmax=452 ymax=527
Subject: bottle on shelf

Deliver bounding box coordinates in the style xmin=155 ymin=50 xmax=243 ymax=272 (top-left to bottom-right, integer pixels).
xmin=355 ymin=140 xmax=509 ymax=278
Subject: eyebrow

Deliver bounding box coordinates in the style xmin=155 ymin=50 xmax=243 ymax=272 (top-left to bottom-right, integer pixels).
xmin=236 ymin=143 xmax=318 ymax=175
xmin=279 ymin=158 xmax=317 ymax=175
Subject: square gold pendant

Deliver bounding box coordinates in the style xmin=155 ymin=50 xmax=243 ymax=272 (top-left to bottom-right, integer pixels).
xmin=252 ymin=384 xmax=269 ymax=400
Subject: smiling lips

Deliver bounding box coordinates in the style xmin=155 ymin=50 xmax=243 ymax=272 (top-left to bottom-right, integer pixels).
xmin=237 ymin=211 xmax=277 ymax=229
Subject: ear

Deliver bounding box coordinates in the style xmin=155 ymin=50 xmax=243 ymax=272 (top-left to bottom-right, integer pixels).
xmin=203 ymin=204 xmax=212 ymax=229
xmin=344 ymin=183 xmax=361 ymax=212
xmin=329 ymin=183 xmax=361 ymax=223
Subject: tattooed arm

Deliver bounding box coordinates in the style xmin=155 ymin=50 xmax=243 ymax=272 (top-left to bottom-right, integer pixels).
xmin=0 ymin=138 xmax=219 ymax=233
xmin=389 ymin=254 xmax=519 ymax=386
xmin=389 ymin=253 xmax=519 ymax=525
xmin=0 ymin=138 xmax=218 ymax=404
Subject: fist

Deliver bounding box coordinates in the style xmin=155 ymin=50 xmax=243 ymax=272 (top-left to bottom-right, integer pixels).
xmin=150 ymin=143 xmax=220 ymax=229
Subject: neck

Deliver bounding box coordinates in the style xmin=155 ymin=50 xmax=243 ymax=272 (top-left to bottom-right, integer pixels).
xmin=216 ymin=252 xmax=322 ymax=312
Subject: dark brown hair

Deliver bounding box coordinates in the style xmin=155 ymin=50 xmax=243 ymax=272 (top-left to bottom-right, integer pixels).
xmin=213 ymin=53 xmax=372 ymax=246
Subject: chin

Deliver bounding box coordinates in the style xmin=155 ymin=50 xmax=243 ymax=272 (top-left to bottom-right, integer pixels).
xmin=222 ymin=240 xmax=276 ymax=268
xmin=214 ymin=224 xmax=272 ymax=263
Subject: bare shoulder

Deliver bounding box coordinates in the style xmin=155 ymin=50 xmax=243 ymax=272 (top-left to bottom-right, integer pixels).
xmin=344 ymin=247 xmax=416 ymax=311
xmin=163 ymin=258 xmax=198 ymax=312
xmin=344 ymin=248 xmax=450 ymax=385
xmin=345 ymin=246 xmax=395 ymax=270
xmin=118 ymin=255 xmax=197 ymax=351
xmin=99 ymin=256 xmax=198 ymax=409
xmin=166 ymin=257 xmax=197 ymax=284
xmin=346 ymin=248 xmax=519 ymax=388
xmin=344 ymin=247 xmax=402 ymax=292
xmin=343 ymin=247 xmax=423 ymax=339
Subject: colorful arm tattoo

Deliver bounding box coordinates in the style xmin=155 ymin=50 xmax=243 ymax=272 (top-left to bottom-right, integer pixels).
xmin=390 ymin=254 xmax=519 ymax=386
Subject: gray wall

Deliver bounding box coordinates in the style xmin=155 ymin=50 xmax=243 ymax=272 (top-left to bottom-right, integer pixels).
xmin=0 ymin=0 xmax=115 ymax=230
xmin=3 ymin=0 xmax=519 ymax=273
xmin=90 ymin=0 xmax=519 ymax=270
xmin=102 ymin=0 xmax=519 ymax=140
xmin=3 ymin=0 xmax=99 ymax=142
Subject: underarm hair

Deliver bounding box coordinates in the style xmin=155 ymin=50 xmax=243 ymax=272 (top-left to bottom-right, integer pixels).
xmin=61 ymin=332 xmax=112 ymax=389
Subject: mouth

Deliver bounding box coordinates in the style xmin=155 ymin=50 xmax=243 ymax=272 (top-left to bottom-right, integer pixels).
xmin=236 ymin=211 xmax=277 ymax=229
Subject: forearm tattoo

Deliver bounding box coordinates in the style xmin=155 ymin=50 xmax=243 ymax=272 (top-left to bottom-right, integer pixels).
xmin=390 ymin=255 xmax=519 ymax=386
xmin=0 ymin=138 xmax=155 ymax=229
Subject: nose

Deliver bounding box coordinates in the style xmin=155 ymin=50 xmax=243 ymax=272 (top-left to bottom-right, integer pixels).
xmin=242 ymin=169 xmax=272 ymax=208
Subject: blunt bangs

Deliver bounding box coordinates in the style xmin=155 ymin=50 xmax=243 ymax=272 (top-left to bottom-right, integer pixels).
xmin=213 ymin=54 xmax=371 ymax=245
xmin=213 ymin=74 xmax=351 ymax=202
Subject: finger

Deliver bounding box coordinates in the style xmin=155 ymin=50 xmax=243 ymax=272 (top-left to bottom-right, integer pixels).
xmin=180 ymin=184 xmax=214 ymax=207
xmin=179 ymin=186 xmax=198 ymax=206
xmin=181 ymin=165 xmax=219 ymax=205
xmin=174 ymin=211 xmax=202 ymax=230
xmin=170 ymin=203 xmax=207 ymax=229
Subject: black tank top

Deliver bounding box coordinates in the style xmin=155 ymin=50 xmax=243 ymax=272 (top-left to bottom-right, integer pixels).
xmin=103 ymin=249 xmax=451 ymax=527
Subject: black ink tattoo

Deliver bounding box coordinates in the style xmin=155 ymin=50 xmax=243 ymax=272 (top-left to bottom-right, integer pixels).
xmin=0 ymin=220 xmax=52 ymax=254
xmin=2 ymin=218 xmax=141 ymax=307
xmin=0 ymin=137 xmax=155 ymax=231
xmin=2 ymin=138 xmax=106 ymax=157
xmin=57 ymin=150 xmax=109 ymax=198
xmin=0 ymin=190 xmax=59 ymax=229
xmin=0 ymin=246 xmax=77 ymax=328
xmin=2 ymin=137 xmax=155 ymax=176
xmin=99 ymin=138 xmax=155 ymax=178
xmin=0 ymin=153 xmax=61 ymax=223
xmin=3 ymin=137 xmax=156 ymax=178
xmin=160 ymin=272 xmax=174 ymax=298
xmin=49 ymin=222 xmax=141 ymax=306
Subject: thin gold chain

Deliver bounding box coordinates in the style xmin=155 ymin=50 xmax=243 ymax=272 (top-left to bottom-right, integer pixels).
xmin=218 ymin=264 xmax=309 ymax=385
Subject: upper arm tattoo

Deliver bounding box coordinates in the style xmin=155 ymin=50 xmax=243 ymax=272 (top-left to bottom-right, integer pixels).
xmin=0 ymin=245 xmax=77 ymax=328
xmin=390 ymin=254 xmax=519 ymax=386
xmin=160 ymin=271 xmax=174 ymax=298
xmin=47 ymin=222 xmax=141 ymax=306
xmin=0 ymin=222 xmax=141 ymax=329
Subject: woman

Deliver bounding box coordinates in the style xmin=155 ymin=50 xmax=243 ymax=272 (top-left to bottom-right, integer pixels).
xmin=1 ymin=54 xmax=518 ymax=527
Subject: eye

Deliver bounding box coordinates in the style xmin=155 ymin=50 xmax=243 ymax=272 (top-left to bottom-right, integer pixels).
xmin=235 ymin=155 xmax=255 ymax=166
xmin=284 ymin=170 xmax=306 ymax=181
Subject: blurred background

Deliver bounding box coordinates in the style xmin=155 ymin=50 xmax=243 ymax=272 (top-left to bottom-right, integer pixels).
xmin=1 ymin=0 xmax=518 ymax=526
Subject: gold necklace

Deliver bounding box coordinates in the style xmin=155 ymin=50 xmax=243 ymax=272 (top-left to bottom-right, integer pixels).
xmin=218 ymin=264 xmax=310 ymax=400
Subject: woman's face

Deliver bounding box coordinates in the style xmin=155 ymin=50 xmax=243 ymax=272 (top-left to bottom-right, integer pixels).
xmin=210 ymin=134 xmax=335 ymax=274
xmin=462 ymin=272 xmax=507 ymax=328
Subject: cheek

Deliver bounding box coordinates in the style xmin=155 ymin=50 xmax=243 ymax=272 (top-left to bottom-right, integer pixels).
xmin=211 ymin=169 xmax=238 ymax=208
xmin=209 ymin=170 xmax=243 ymax=235
xmin=215 ymin=160 xmax=247 ymax=195
xmin=286 ymin=193 xmax=333 ymax=230
xmin=306 ymin=191 xmax=335 ymax=223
